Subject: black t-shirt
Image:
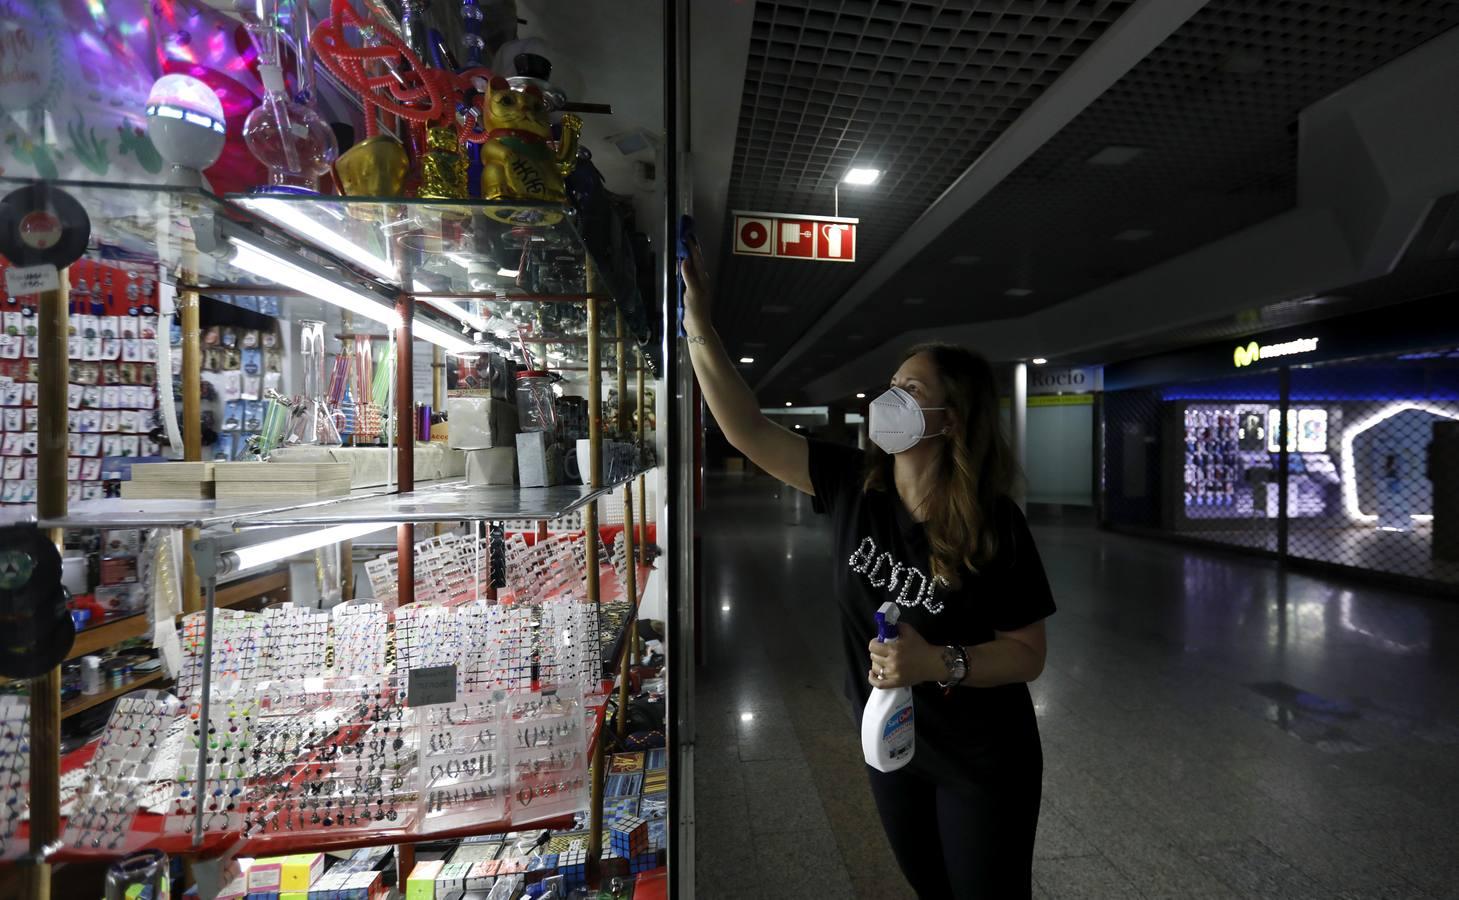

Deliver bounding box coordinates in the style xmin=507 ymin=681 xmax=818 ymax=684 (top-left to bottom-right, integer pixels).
xmin=807 ymin=439 xmax=1057 ymax=793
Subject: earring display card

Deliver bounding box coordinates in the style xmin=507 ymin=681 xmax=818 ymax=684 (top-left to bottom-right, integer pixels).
xmin=506 ymin=688 xmax=588 ymax=822
xmin=332 ymin=602 xmax=389 ymax=677
xmin=0 ymin=696 xmax=30 ymax=859
xmin=164 ymin=696 xmax=255 ymax=836
xmin=260 ymin=607 xmax=330 ymax=682
xmin=63 ymin=691 xmax=182 ymax=853
xmin=417 ymin=693 xmax=509 ymax=829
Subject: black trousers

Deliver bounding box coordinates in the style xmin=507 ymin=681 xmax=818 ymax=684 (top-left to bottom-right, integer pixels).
xmin=866 ymin=763 xmax=1041 ymax=899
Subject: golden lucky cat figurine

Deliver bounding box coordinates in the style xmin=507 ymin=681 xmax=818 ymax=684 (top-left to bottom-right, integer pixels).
xmin=479 ymin=76 xmax=582 ymax=205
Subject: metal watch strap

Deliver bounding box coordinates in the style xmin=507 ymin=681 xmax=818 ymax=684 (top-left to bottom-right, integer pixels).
xmin=938 ymin=645 xmax=968 ymax=689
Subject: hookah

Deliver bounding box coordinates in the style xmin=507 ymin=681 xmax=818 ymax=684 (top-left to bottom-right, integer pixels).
xmin=285 ymin=320 xmax=343 ymax=446
xmin=237 ymin=0 xmax=339 ymax=193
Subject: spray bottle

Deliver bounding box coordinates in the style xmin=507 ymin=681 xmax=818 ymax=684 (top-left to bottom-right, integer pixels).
xmin=862 ymin=602 xmax=915 ymax=772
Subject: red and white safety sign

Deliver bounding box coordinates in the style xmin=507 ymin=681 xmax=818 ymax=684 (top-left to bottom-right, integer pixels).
xmin=732 ymin=210 xmax=857 ymax=262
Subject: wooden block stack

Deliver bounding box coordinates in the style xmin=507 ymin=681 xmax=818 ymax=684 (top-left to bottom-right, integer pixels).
xmin=212 ymin=461 xmax=353 ymax=500
xmin=118 ymin=462 xmax=216 ymax=499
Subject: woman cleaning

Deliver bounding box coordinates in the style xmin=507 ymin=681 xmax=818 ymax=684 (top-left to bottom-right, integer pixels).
xmin=681 ymin=242 xmax=1056 ymax=899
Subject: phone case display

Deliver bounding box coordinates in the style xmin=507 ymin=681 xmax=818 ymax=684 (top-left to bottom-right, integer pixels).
xmin=0 ymin=696 xmax=30 ymax=859
xmin=0 ymin=260 xmax=162 ymax=506
xmin=1183 ymin=407 xmax=1240 ymax=512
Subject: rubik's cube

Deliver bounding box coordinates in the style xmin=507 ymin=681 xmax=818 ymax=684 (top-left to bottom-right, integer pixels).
xmin=558 ymin=848 xmax=587 ymax=889
xmin=630 ymin=852 xmax=658 ymax=875
xmin=524 ymin=853 xmax=559 ymax=885
xmin=598 ymin=847 xmax=628 ymax=881
xmin=609 ymin=815 xmax=649 ymax=860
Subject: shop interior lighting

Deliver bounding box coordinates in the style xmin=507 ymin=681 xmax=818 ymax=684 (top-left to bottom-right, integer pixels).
xmin=1340 ymin=402 xmax=1459 ymax=523
xmin=856 ymin=393 xmax=866 ymax=399
xmin=784 ymin=402 xmax=792 ymax=407
xmin=225 ymin=522 xmax=393 ymax=576
xmin=1032 ymin=358 xmax=1048 ymax=365
xmin=242 ymin=197 xmax=398 ymax=282
xmin=842 ymin=167 xmax=882 ymax=185
xmin=740 ymin=713 xmax=755 ymax=723
xmin=228 ymin=236 xmax=401 ymax=328
xmin=738 ymin=356 xmax=755 ymax=364
xmin=413 ymin=316 xmax=480 ymax=356
xmin=496 ymin=266 xmax=521 ymax=278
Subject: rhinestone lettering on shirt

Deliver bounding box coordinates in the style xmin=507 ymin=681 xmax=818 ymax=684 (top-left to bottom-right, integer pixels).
xmin=846 ymin=536 xmax=943 ymax=615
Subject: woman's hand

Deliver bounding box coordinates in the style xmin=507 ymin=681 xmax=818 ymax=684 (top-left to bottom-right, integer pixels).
xmin=868 ymin=623 xmax=944 ymax=689
xmin=679 ymin=239 xmax=713 ymax=330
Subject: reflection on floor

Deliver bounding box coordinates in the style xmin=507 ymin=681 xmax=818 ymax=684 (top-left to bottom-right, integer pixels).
xmin=1168 ymin=521 xmax=1459 ymax=585
xmin=694 ymin=474 xmax=1459 ymax=899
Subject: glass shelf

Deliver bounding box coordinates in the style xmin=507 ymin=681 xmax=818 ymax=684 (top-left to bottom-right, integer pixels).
xmin=229 ymin=469 xmax=650 ymax=528
xmin=36 ymin=484 xmax=397 ymax=531
xmin=230 ymin=193 xmax=590 ymax=298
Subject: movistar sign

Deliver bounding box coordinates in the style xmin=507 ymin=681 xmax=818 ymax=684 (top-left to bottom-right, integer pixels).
xmin=1233 ymin=337 xmax=1320 ymax=368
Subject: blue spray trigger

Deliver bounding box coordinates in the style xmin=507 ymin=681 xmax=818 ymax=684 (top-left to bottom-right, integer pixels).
xmin=875 ymin=602 xmax=900 ymax=642
xmin=676 ymin=214 xmax=695 ymax=337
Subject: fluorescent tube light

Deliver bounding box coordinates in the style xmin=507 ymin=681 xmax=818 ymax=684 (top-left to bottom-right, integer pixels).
xmin=413 ymin=316 xmax=480 ymax=356
xmin=242 ymin=197 xmax=397 ymax=281
xmin=229 ymin=237 xmax=401 ymax=328
xmin=229 ymin=522 xmax=393 ymax=575
xmin=497 ymin=267 xmax=520 ymax=278
xmin=843 ymin=167 xmax=881 ymax=185
xmin=738 ymin=357 xmax=755 ymax=364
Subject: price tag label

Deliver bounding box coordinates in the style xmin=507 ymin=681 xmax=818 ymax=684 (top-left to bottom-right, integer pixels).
xmin=5 ymin=264 xmax=59 ymax=297
xmin=408 ymin=664 xmax=458 ymax=707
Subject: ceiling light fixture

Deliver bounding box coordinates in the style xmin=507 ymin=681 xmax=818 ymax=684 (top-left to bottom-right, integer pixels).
xmin=856 ymin=393 xmax=866 ymax=399
xmin=738 ymin=357 xmax=755 ymax=364
xmin=784 ymin=402 xmax=792 ymax=407
xmin=225 ymin=522 xmax=393 ymax=576
xmin=1087 ymin=145 xmax=1145 ymax=166
xmin=413 ymin=317 xmax=480 ymax=356
xmin=842 ymin=167 xmax=881 ymax=186
xmin=228 ymin=237 xmax=400 ymax=328
xmin=1032 ymin=358 xmax=1048 ymax=365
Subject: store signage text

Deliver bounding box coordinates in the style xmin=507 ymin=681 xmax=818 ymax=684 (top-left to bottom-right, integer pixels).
xmin=732 ymin=210 xmax=858 ymax=262
xmin=1233 ymin=337 xmax=1319 ymax=368
xmin=1028 ymin=366 xmax=1101 ymax=395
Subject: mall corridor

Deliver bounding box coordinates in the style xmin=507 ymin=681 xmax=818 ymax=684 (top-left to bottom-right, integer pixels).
xmin=692 ymin=473 xmax=1459 ymax=900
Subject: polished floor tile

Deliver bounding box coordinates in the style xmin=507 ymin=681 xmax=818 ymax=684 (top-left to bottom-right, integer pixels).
xmin=692 ymin=474 xmax=1459 ymax=899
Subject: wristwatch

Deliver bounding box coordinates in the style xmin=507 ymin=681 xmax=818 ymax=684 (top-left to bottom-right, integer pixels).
xmin=938 ymin=645 xmax=968 ymax=689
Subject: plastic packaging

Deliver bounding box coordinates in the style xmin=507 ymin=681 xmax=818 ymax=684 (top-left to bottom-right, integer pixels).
xmin=861 ymin=602 xmax=915 ymax=772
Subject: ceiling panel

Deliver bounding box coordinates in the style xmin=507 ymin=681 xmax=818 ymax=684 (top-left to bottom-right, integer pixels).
xmin=712 ymin=0 xmax=1137 ymax=395
xmin=727 ymin=0 xmax=1459 ymax=400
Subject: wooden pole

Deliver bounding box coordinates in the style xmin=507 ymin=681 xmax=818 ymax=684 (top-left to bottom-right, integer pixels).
xmin=179 ymin=283 xmax=203 ymax=613
xmin=585 ymin=272 xmax=604 ymax=868
xmin=28 ymin=275 xmax=69 ymax=899
xmin=637 ymin=356 xmax=648 ymax=565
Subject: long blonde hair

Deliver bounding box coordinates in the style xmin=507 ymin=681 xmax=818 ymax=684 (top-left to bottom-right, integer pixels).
xmin=863 ymin=343 xmax=1017 ymax=588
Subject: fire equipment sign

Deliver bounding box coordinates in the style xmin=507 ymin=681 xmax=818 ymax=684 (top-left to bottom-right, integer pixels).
xmin=733 ymin=211 xmax=858 ymax=262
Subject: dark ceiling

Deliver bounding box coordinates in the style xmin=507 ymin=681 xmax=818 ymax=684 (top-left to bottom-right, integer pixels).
xmin=712 ymin=0 xmax=1459 ymax=401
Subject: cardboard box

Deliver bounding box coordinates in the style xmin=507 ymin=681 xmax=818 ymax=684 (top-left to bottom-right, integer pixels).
xmin=464 ymin=447 xmax=516 ymax=485
xmin=447 ymin=396 xmax=519 ymax=450
xmin=280 ymin=853 xmax=325 ymax=891
xmin=407 ymin=860 xmax=443 ymax=900
xmin=514 ymin=431 xmax=560 ymax=487
xmin=247 ymin=858 xmax=284 ymax=892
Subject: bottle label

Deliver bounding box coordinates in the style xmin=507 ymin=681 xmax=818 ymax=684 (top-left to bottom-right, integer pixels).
xmin=883 ymin=704 xmax=913 ymax=742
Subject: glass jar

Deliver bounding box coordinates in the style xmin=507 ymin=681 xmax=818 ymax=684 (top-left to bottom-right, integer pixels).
xmin=515 ymin=370 xmax=557 ymax=433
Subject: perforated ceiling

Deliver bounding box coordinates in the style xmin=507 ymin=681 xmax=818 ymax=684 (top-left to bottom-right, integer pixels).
xmin=715 ymin=0 xmax=1459 ymax=401
xmin=714 ymin=0 xmax=1136 ymax=388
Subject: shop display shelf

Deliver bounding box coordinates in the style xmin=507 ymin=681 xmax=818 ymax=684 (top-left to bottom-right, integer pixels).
xmin=67 ymin=612 xmax=151 ymax=661
xmin=225 ymin=468 xmax=654 ymax=528
xmin=36 ymin=482 xmax=401 ymax=531
xmin=59 ymin=671 xmax=164 ymax=720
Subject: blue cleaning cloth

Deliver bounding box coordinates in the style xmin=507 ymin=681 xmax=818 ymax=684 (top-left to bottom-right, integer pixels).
xmin=676 ymin=214 xmax=695 ymax=337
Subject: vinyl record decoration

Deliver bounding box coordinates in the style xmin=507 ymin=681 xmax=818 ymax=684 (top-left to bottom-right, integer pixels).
xmin=0 ymin=184 xmax=91 ymax=270
xmin=0 ymin=525 xmax=74 ymax=678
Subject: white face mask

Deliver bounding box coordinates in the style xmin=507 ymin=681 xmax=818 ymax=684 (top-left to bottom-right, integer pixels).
xmin=868 ymin=386 xmax=946 ymax=454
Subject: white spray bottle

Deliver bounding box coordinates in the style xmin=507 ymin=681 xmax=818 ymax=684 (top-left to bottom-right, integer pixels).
xmin=862 ymin=601 xmax=915 ymax=772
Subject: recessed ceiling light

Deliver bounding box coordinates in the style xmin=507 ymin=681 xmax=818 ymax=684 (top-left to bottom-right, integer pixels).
xmin=785 ymin=401 xmax=792 ymax=407
xmin=738 ymin=356 xmax=755 ymax=364
xmin=740 ymin=712 xmax=755 ymax=722
xmin=948 ymin=254 xmax=981 ymax=265
xmin=1005 ymin=288 xmax=1034 ymax=297
xmin=1114 ymin=228 xmax=1154 ymax=242
xmin=843 ymin=167 xmax=881 ymax=185
xmin=903 ymin=296 xmax=926 ymax=305
xmin=794 ymin=424 xmax=802 ymax=429
xmin=1087 ymin=145 xmax=1145 ymax=166
xmin=856 ymin=392 xmax=866 ymax=399
xmin=1032 ymin=358 xmax=1048 ymax=365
